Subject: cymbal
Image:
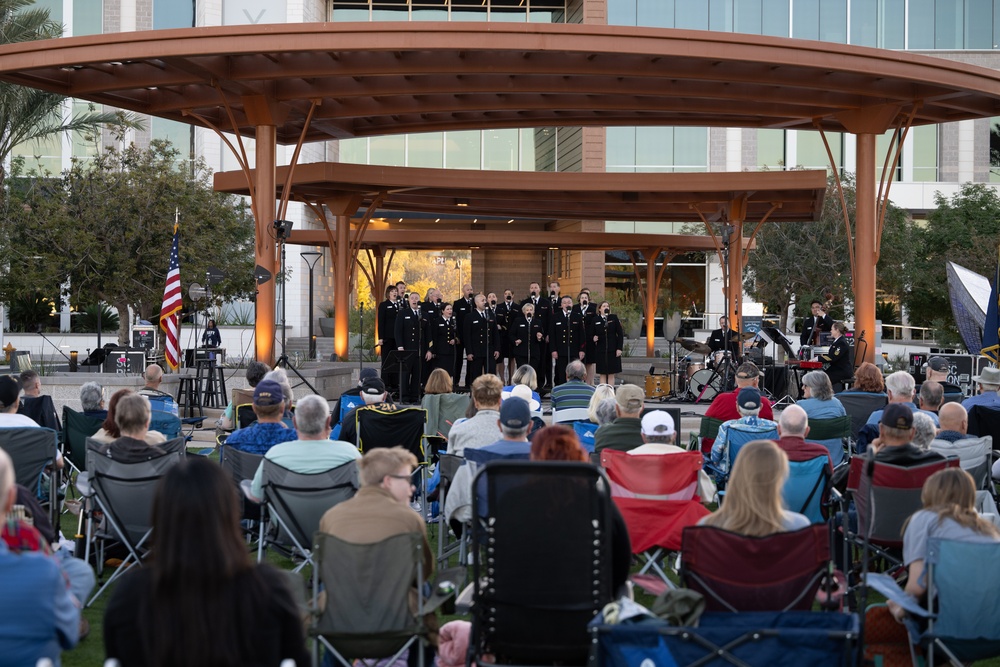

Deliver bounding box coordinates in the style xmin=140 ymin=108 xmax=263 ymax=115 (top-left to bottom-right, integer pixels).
xmin=678 ymin=338 xmax=712 ymax=356
xmin=739 ymin=331 xmax=758 ymax=341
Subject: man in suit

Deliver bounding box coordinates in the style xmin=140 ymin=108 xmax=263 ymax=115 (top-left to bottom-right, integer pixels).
xmin=799 ymin=300 xmax=833 ymax=347
xmin=452 ymin=284 xmax=475 ymax=388
xmin=463 ymin=294 xmax=500 ymax=384
xmin=496 ymin=289 xmax=519 ymax=383
xmin=549 ymin=296 xmax=586 ymax=388
xmin=394 ymin=291 xmax=427 ymax=403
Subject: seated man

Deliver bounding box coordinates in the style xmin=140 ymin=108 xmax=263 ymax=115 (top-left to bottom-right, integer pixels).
xmin=249 ymin=395 xmax=362 ymax=501
xmin=935 ymin=402 xmax=975 ymax=444
xmin=79 ymin=381 xmax=107 ymax=421
xmin=137 ymin=364 xmax=172 ymax=400
xmin=919 ymin=356 xmax=965 ymax=401
xmin=223 ymin=380 xmax=298 ymax=456
xmin=593 ymin=384 xmax=645 ymax=453
xmin=710 ymin=387 xmax=778 ymax=475
xmin=963 ymin=366 xmax=1000 ymax=411
xmin=0 ymin=449 xmax=80 ymax=665
xmin=217 ymin=360 xmax=270 ymax=431
xmin=774 ymin=405 xmax=834 ymax=474
xmin=866 ymin=371 xmax=939 ymax=427
xmin=629 ymin=410 xmax=715 ymax=500
xmin=338 ymin=377 xmax=396 ymax=447
xmin=549 ymin=360 xmax=595 ymax=412
xmin=317 ymin=446 xmax=433 ymax=664
xmin=0 ymin=375 xmax=43 ymax=429
xmin=98 ymin=393 xmax=168 ymax=463
xmin=701 ymin=361 xmax=774 ymax=454
xmin=868 ymin=403 xmax=945 ymax=467
xmin=918 ymin=380 xmax=944 ymax=418
xmin=447 ymin=374 xmax=503 ymax=456
xmin=17 ymin=370 xmax=60 ymax=431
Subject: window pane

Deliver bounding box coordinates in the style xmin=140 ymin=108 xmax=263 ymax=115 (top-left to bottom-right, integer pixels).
xmin=370 ymin=135 xmax=405 ymax=166
xmin=13 ymin=135 xmax=61 ymax=175
xmin=491 ymin=8 xmax=527 ymax=22
xmin=339 ymin=138 xmax=368 ymax=164
xmin=608 ymin=0 xmax=637 ymax=25
xmin=444 ymin=130 xmax=481 ymax=169
xmin=757 ymin=129 xmax=786 ymax=169
xmin=989 ymin=118 xmax=1000 ymax=182
xmin=151 ymin=118 xmax=193 ymax=159
xmin=75 ymin=0 xmax=103 ymax=35
xmin=331 ymin=8 xmax=370 ymax=20
xmin=911 ymin=124 xmax=938 ymax=182
xmin=851 ymin=0 xmax=877 ymax=45
xmin=407 ymin=132 xmax=444 ymax=168
xmin=412 ymin=8 xmax=448 ymax=20
xmin=734 ymin=0 xmax=763 ymax=34
xmin=792 ymin=0 xmax=819 ymax=40
xmin=635 ymin=127 xmax=673 ymax=170
xmin=819 ymin=0 xmax=847 ymax=42
xmin=709 ymin=0 xmax=732 ymax=30
xmin=606 ymin=127 xmax=636 ymax=172
xmin=876 ymin=130 xmax=901 ymax=182
xmin=796 ymin=130 xmax=841 ymax=172
xmin=519 ymin=129 xmax=537 ymax=170
xmin=673 ymin=127 xmax=708 ymax=171
xmin=935 ymin=0 xmax=964 ymax=48
xmin=372 ymin=8 xmax=409 ymax=20
xmin=483 ymin=129 xmax=519 ymax=170
xmin=909 ymin=0 xmax=935 ymax=48
xmin=881 ymin=0 xmax=905 ymax=47
xmin=637 ymin=0 xmax=674 ymax=27
xmin=762 ymin=0 xmax=789 ymax=36
xmin=154 ymin=0 xmax=194 ymax=28
xmin=34 ymin=0 xmax=62 ymax=23
xmin=967 ymin=0 xmax=993 ymax=48
xmin=676 ymin=0 xmax=709 ymax=29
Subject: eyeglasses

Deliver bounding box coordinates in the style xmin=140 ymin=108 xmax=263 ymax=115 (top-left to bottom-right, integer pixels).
xmin=386 ymin=473 xmax=416 ymax=485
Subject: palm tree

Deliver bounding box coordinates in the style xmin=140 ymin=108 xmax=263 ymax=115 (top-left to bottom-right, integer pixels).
xmin=0 ymin=0 xmax=142 ymax=185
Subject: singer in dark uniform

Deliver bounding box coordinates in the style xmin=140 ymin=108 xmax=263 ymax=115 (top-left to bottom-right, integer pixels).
xmin=592 ymin=301 xmax=624 ymax=385
xmin=707 ymin=316 xmax=741 ymax=361
xmin=799 ymin=300 xmax=833 ymax=347
xmin=550 ymin=296 xmax=586 ymax=387
xmin=394 ymin=291 xmax=427 ymax=403
xmin=451 ymin=284 xmax=475 ymax=387
xmin=377 ymin=284 xmax=399 ymax=389
xmin=509 ymin=302 xmax=545 ymax=377
xmin=818 ymin=321 xmax=852 ymax=389
xmin=463 ymin=294 xmax=500 ymax=383
xmin=572 ymin=291 xmax=598 ymax=383
xmin=496 ymin=290 xmax=518 ymax=383
xmin=430 ymin=303 xmax=460 ymax=377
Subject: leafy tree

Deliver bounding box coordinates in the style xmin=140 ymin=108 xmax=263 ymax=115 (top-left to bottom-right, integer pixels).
xmin=0 ymin=0 xmax=141 ymax=185
xmin=905 ymin=182 xmax=1000 ymax=328
xmin=743 ymin=173 xmax=913 ymax=333
xmin=0 ymin=140 xmax=256 ymax=343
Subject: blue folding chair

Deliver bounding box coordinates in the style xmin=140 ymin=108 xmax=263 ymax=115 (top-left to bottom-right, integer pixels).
xmin=704 ymin=423 xmax=778 ymax=500
xmin=149 ymin=410 xmax=182 ymax=440
xmin=573 ymin=421 xmax=598 ymax=453
xmin=783 ymin=455 xmax=831 ymax=524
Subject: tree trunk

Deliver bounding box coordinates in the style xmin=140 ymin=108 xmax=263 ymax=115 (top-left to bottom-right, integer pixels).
xmin=116 ymin=301 xmax=130 ymax=346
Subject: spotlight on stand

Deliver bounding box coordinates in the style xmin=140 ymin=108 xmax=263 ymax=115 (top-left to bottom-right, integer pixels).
xmin=273 ymin=219 xmax=294 ymax=240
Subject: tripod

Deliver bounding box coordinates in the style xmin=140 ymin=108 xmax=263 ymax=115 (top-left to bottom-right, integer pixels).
xmin=694 ymin=351 xmax=738 ymax=404
xmin=273 ymin=230 xmax=318 ymax=395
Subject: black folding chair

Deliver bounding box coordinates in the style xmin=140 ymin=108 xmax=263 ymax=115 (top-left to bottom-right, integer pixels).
xmin=0 ymin=426 xmax=59 ymax=524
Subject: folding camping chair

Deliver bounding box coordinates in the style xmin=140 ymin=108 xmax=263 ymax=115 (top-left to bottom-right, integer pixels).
xmin=76 ymin=436 xmax=185 ymax=605
xmin=704 ymin=422 xmax=778 ymax=500
xmin=18 ymin=395 xmax=60 ymax=431
xmin=689 ymin=416 xmax=724 ymax=454
xmin=435 ymin=452 xmax=468 ymax=568
xmin=930 ymin=435 xmax=993 ymax=492
xmin=219 ymin=444 xmax=264 ymax=541
xmin=253 ymin=459 xmax=359 ymax=572
xmin=0 ymin=426 xmax=59 ymax=523
xmin=967 ymin=405 xmax=1000 ymax=440
xmin=149 ymin=410 xmax=182 ymax=440
xmin=600 ymin=448 xmax=709 ymax=585
xmin=680 ymin=523 xmax=834 ymax=613
xmin=469 ymin=461 xmax=616 ymax=666
xmin=806 ymin=414 xmax=852 ymax=465
xmin=573 ymin=420 xmax=598 ymax=453
xmin=421 ymin=392 xmax=470 ymax=452
xmin=867 ymin=538 xmax=1000 ymax=667
xmin=552 ymin=407 xmax=590 ymax=424
xmin=358 ymin=407 xmax=428 ymax=510
xmin=311 ymin=531 xmax=459 ymax=667
xmin=235 ymin=404 xmax=256 ymax=430
xmin=61 ymin=406 xmax=103 ymax=477
xmin=839 ymin=392 xmax=888 ymax=444
xmin=784 ymin=455 xmax=832 ymax=524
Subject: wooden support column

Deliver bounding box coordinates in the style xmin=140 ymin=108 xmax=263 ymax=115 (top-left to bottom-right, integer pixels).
xmin=726 ymin=196 xmax=748 ymax=332
xmin=254 ymin=125 xmax=277 ymax=365
xmin=854 ymin=133 xmax=877 ymax=365
xmin=334 ymin=214 xmax=351 ymax=360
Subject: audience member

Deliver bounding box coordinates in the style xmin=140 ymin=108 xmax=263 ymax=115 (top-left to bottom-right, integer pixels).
xmin=502 ymin=364 xmax=542 ymax=409
xmin=844 ymin=361 xmax=886 ymax=395
xmin=592 ymin=397 xmax=618 ymax=428
xmin=17 ymin=370 xmax=60 ymax=431
xmin=921 ymin=356 xmax=964 ymax=400
xmin=0 ymin=375 xmax=42 ymax=428
xmin=866 ymin=371 xmax=939 ymax=427
xmin=918 ymin=380 xmax=945 ymax=415
xmin=0 ymin=448 xmax=79 ymax=665
xmin=935 ymin=402 xmax=973 ymax=443
xmin=262 ymin=368 xmax=294 ymax=418
xmin=333 ymin=367 xmax=380 ymax=428
xmin=701 ymin=362 xmax=774 ymax=453
xmin=97 ymin=394 xmax=168 ymax=463
xmin=593 ymin=384 xmax=645 ymax=453
xmin=710 ymin=387 xmax=778 ymax=474
xmin=249 ymin=395 xmax=361 ymax=500
xmin=774 ymin=405 xmax=834 ymax=474
xmin=339 ymin=377 xmax=396 ymax=446
xmin=587 ymin=384 xmax=616 ymax=424
xmin=629 ymin=411 xmax=716 ymax=500
xmin=137 ymin=364 xmax=172 ymax=400
xmin=424 ymin=368 xmax=454 ymax=395
xmin=92 ymin=389 xmax=167 ymax=446
xmin=700 ymin=440 xmax=810 ymax=535
xmin=103 ymin=456 xmax=308 ymax=667
xmin=962 ymin=366 xmax=1000 ymax=411
xmin=446 ymin=374 xmax=502 ymax=456
xmin=223 ymin=380 xmax=298 ymax=455
xmin=868 ymin=404 xmax=945 ymax=466
xmin=318 ymin=447 xmax=434 ymax=665
xmin=80 ymin=382 xmax=107 ymax=420
xmin=887 ymin=468 xmax=1000 ymax=622
xmin=911 ymin=411 xmax=937 ymax=450
xmin=218 ymin=360 xmax=270 ymax=430
xmin=796 ymin=370 xmax=848 ymax=465
xmin=549 ymin=360 xmax=595 ymax=411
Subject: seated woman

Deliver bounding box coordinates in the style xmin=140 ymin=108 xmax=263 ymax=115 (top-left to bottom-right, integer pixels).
xmin=424 ymin=367 xmax=454 ymax=396
xmin=842 ymin=361 xmax=886 ymax=396
xmin=587 ymin=384 xmax=617 ymax=426
xmin=699 ymin=440 xmax=810 ymax=535
xmin=797 ymin=371 xmax=848 ymax=465
xmin=104 ymin=456 xmax=309 ymax=666
xmin=888 ymin=467 xmax=1000 ymax=622
xmin=502 ymin=364 xmax=542 ymax=408
xmin=529 ymin=425 xmax=631 ymax=595
xmin=91 ymin=389 xmax=167 ymax=445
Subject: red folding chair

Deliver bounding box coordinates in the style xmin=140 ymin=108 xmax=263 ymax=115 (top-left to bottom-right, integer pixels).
xmin=601 ymin=449 xmax=709 ymax=585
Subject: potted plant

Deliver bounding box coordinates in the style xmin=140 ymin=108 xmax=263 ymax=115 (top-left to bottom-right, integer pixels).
xmin=318 ymin=306 xmax=335 ymax=337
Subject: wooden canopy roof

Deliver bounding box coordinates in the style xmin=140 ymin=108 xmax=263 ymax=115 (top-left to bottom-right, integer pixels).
xmin=1 ymin=23 xmax=1000 ymax=142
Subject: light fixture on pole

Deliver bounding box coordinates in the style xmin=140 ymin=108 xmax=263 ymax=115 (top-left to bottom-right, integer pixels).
xmin=300 ymin=251 xmax=322 ymax=360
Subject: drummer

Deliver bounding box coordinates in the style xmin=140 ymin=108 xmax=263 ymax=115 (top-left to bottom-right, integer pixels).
xmin=707 ymin=316 xmax=741 ymax=365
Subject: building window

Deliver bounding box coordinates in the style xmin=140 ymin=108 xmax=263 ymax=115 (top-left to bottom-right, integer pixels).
xmin=607 ymin=127 xmax=709 ymax=173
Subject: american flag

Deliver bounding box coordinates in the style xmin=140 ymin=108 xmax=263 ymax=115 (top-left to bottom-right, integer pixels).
xmin=160 ymin=222 xmax=182 ymax=370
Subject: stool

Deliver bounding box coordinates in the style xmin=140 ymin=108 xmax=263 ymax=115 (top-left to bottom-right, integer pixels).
xmin=176 ymin=374 xmax=203 ymax=419
xmin=195 ymin=359 xmax=227 ymax=408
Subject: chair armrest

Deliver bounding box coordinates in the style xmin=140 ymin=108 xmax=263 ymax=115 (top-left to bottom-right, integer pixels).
xmin=423 ymin=566 xmax=467 ymax=614
xmin=75 ymin=472 xmax=93 ymax=498
xmin=239 ymin=479 xmax=260 ymax=503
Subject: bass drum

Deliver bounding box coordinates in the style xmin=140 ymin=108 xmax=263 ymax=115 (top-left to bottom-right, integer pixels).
xmin=691 ymin=369 xmax=721 ymax=401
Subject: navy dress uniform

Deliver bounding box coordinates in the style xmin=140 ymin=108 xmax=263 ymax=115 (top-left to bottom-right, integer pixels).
xmin=394 ymin=303 xmax=427 ymax=403
xmin=432 ymin=314 xmax=460 ymax=378
xmin=509 ymin=313 xmax=545 ymax=378
xmin=549 ymin=306 xmax=586 ymax=386
xmin=463 ymin=305 xmax=500 ymax=383
xmin=819 ymin=334 xmax=852 ymax=387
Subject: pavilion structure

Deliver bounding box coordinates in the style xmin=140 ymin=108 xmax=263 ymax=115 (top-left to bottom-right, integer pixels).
xmin=3 ymin=23 xmax=1000 ymax=362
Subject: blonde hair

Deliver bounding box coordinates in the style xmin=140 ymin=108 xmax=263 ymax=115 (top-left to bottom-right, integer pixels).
xmin=424 ymin=368 xmax=453 ymax=395
xmin=588 ymin=384 xmax=616 ymax=423
xmin=359 ymin=446 xmax=418 ymax=487
xmin=910 ymin=468 xmax=1000 ymax=539
xmin=702 ymin=440 xmax=790 ymax=537
xmin=511 ymin=364 xmax=537 ymax=390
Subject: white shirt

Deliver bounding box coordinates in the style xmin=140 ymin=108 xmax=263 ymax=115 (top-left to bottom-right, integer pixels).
xmin=0 ymin=413 xmax=42 ymax=428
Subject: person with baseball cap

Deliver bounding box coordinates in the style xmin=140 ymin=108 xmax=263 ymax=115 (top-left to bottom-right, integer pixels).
xmin=338 ymin=376 xmax=395 ymax=446
xmin=709 ymin=386 xmax=778 ymax=475
xmin=0 ymin=375 xmax=40 ymax=429
xmin=594 ymin=384 xmax=646 ymax=453
xmin=701 ymin=361 xmax=775 ymax=455
xmin=869 ymin=403 xmax=946 ymax=467
xmin=223 ymin=379 xmax=298 ymax=456
xmin=629 ymin=411 xmax=717 ymax=500
xmin=920 ymin=355 xmax=964 ymax=400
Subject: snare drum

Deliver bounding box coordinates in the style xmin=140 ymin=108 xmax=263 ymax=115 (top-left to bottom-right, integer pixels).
xmin=710 ymin=350 xmax=728 ymax=367
xmin=644 ymin=374 xmax=670 ymax=399
xmin=683 ymin=360 xmax=705 ymax=378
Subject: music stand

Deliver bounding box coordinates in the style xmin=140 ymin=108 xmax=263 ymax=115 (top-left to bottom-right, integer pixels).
xmin=386 ymin=349 xmax=417 ymax=402
xmin=759 ymin=326 xmax=796 ymax=407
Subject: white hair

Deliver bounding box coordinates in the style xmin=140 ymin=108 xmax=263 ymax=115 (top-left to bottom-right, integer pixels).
xmin=885 ymin=371 xmax=915 ymax=399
